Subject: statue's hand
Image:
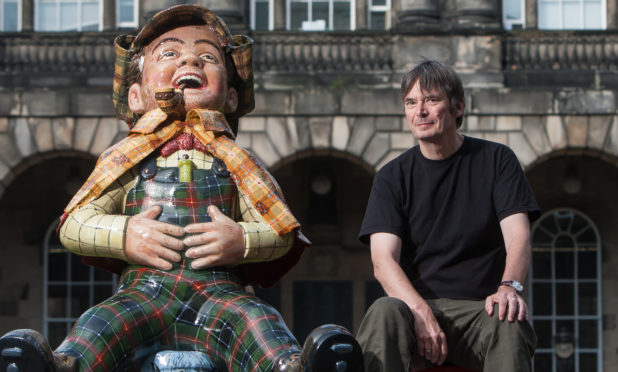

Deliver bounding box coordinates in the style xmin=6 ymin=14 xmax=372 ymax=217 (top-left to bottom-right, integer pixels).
xmin=183 ymin=205 xmax=245 ymax=270
xmin=125 ymin=205 xmax=185 ymax=270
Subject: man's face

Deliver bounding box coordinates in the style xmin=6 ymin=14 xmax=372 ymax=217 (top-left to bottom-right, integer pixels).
xmin=403 ymin=81 xmax=463 ymax=143
xmin=129 ymin=25 xmax=237 ymax=114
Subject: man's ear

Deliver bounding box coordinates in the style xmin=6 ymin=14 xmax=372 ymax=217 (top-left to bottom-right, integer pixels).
xmin=128 ymin=83 xmax=147 ymax=114
xmin=453 ymin=99 xmax=465 ymax=119
xmin=225 ymin=87 xmax=238 ymax=114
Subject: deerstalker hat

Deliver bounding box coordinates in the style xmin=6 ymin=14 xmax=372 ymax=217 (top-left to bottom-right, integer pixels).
xmin=112 ymin=4 xmax=254 ymax=127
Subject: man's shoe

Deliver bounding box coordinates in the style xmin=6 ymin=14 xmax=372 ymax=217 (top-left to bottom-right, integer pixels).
xmin=274 ymin=324 xmax=364 ymax=372
xmin=0 ymin=329 xmax=76 ymax=372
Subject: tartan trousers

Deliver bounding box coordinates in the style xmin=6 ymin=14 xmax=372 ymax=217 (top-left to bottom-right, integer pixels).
xmin=56 ymin=265 xmax=300 ymax=372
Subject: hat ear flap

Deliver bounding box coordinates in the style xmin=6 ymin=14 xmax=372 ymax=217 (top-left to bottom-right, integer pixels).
xmin=112 ymin=35 xmax=137 ymax=127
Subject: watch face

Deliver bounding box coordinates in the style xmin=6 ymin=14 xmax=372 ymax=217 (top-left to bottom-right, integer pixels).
xmin=512 ymin=281 xmax=523 ymax=292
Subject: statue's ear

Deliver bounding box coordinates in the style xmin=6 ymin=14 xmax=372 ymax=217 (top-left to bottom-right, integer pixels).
xmin=128 ymin=83 xmax=147 ymax=114
xmin=225 ymin=87 xmax=238 ymax=114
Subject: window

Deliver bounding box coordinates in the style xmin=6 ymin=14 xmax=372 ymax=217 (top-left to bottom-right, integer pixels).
xmin=1 ymin=0 xmax=20 ymax=31
xmin=287 ymin=0 xmax=355 ymax=31
xmin=43 ymin=219 xmax=118 ymax=348
xmin=368 ymin=0 xmax=390 ymax=30
xmin=503 ymin=0 xmax=525 ymax=30
xmin=538 ymin=0 xmax=605 ymax=29
xmin=529 ymin=209 xmax=602 ymax=372
xmin=251 ymin=0 xmax=273 ymax=30
xmin=36 ymin=0 xmax=102 ymax=31
xmin=116 ymin=0 xmax=137 ymax=29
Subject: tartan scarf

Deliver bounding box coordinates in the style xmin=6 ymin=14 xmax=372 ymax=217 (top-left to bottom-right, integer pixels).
xmin=61 ymin=108 xmax=299 ymax=236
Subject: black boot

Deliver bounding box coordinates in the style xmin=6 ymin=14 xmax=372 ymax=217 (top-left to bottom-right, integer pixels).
xmin=275 ymin=324 xmax=364 ymax=372
xmin=0 ymin=329 xmax=76 ymax=372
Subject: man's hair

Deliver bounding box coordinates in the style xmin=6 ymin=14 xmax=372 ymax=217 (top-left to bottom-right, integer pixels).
xmin=400 ymin=60 xmax=465 ymax=128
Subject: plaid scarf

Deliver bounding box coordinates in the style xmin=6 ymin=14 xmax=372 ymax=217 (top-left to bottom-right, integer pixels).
xmin=62 ymin=108 xmax=298 ymax=235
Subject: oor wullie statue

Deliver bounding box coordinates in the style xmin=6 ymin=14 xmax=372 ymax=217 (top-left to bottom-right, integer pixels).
xmin=0 ymin=5 xmax=362 ymax=372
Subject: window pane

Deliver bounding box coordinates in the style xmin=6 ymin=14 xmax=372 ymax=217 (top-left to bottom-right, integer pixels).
xmin=534 ymin=353 xmax=553 ymax=372
xmin=255 ymin=1 xmax=270 ymax=30
xmin=578 ymin=282 xmax=597 ymax=315
xmin=312 ymin=1 xmax=328 ymax=24
xmin=505 ymin=0 xmax=522 ymax=20
xmin=48 ymin=285 xmax=68 ymax=317
xmin=532 ymin=251 xmax=551 ymax=279
xmin=94 ymin=284 xmax=115 ymax=304
xmin=579 ymin=353 xmax=597 ymax=371
xmin=60 ymin=2 xmax=78 ymax=31
xmin=3 ymin=2 xmax=19 ymax=31
xmin=71 ymin=285 xmax=90 ymax=317
xmin=71 ymin=253 xmax=90 ymax=281
xmin=371 ymin=0 xmax=386 ymax=6
xmin=290 ymin=2 xmax=308 ymax=30
xmin=81 ymin=2 xmax=100 ymax=31
xmin=370 ymin=11 xmax=386 ymax=30
xmin=118 ymin=0 xmax=134 ymax=23
xmin=563 ymin=2 xmax=581 ymax=29
xmin=584 ymin=2 xmax=602 ymax=29
xmin=539 ymin=3 xmax=560 ymax=29
xmin=49 ymin=252 xmax=69 ymax=281
xmin=533 ymin=320 xmax=553 ymax=348
xmin=533 ymin=282 xmax=552 ymax=315
xmin=39 ymin=2 xmax=58 ymax=31
xmin=579 ymin=320 xmax=597 ymax=348
xmin=555 ymin=282 xmax=573 ymax=316
xmin=48 ymin=321 xmax=70 ymax=349
xmin=333 ymin=1 xmax=351 ymax=30
xmin=555 ymin=250 xmax=574 ymax=278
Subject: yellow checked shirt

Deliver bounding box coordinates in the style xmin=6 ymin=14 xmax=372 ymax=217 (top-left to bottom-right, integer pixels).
xmin=59 ymin=148 xmax=294 ymax=265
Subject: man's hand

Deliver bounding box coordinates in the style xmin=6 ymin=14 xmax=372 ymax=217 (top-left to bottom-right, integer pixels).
xmin=485 ymin=285 xmax=529 ymax=322
xmin=412 ymin=305 xmax=448 ymax=365
xmin=125 ymin=205 xmax=185 ymax=270
xmin=183 ymin=205 xmax=245 ymax=270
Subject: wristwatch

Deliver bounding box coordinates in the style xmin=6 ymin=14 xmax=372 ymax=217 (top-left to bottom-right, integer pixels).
xmin=500 ymin=280 xmax=523 ymax=294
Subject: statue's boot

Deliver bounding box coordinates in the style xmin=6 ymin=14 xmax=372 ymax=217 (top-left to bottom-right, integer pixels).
xmin=0 ymin=329 xmax=76 ymax=372
xmin=276 ymin=324 xmax=364 ymax=372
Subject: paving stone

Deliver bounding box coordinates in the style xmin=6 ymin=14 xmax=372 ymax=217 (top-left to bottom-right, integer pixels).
xmin=331 ymin=116 xmax=349 ymax=151
xmin=508 ymin=132 xmax=537 ymax=167
xmin=376 ymin=150 xmax=404 ymax=171
xmin=234 ymin=131 xmax=251 ymax=149
xmin=239 ymin=116 xmax=266 ymax=132
xmin=23 ymin=90 xmax=69 ymax=116
xmin=556 ymin=90 xmax=616 ymax=114
xmin=250 ymin=133 xmax=279 ymax=167
xmin=0 ymin=159 xmax=10 ymax=184
xmin=90 ymin=118 xmax=119 ymax=155
xmin=565 ymin=116 xmax=588 ymax=147
xmin=266 ymin=116 xmax=294 ymax=157
xmin=253 ymin=91 xmax=291 ymax=116
xmin=73 ymin=92 xmax=114 ymax=116
xmin=605 ymin=116 xmax=618 ymax=157
xmin=74 ymin=118 xmax=98 ymax=153
xmin=588 ymin=116 xmax=612 ymax=150
xmin=13 ymin=118 xmax=34 ymax=157
xmin=309 ymin=118 xmax=331 ymax=148
xmin=0 ymin=134 xmax=22 ymax=167
xmin=470 ymin=89 xmax=553 ymax=115
xmin=292 ymin=117 xmax=312 ymax=151
xmin=376 ymin=117 xmax=400 ymax=131
xmin=496 ymin=116 xmax=522 ymax=131
xmin=52 ymin=118 xmax=75 ymax=150
xmin=522 ymin=116 xmax=551 ymax=155
xmin=391 ymin=131 xmax=414 ymax=149
xmin=484 ymin=132 xmax=508 ymax=145
xmin=292 ymin=89 xmax=338 ymax=115
xmin=467 ymin=115 xmax=495 ymax=131
xmin=32 ymin=118 xmax=54 ymax=152
xmin=363 ymin=133 xmax=390 ymax=166
xmin=347 ymin=118 xmax=376 ymax=156
xmin=0 ymin=93 xmax=21 ymax=116
xmin=0 ymin=118 xmax=9 ymax=132
xmin=545 ymin=115 xmax=567 ymax=150
xmin=341 ymin=90 xmax=401 ymax=115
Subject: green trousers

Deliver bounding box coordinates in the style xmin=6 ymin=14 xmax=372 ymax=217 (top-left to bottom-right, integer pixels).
xmin=357 ymin=297 xmax=536 ymax=372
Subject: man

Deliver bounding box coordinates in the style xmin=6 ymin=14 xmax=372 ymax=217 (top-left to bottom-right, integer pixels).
xmin=356 ymin=60 xmax=539 ymax=372
xmin=0 ymin=5 xmax=361 ymax=372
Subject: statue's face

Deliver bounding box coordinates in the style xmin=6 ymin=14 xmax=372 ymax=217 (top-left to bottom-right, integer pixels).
xmin=130 ymin=25 xmax=237 ymax=114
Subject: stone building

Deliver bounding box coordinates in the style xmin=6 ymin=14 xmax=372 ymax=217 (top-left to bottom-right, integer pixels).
xmin=1 ymin=0 xmax=617 ymax=371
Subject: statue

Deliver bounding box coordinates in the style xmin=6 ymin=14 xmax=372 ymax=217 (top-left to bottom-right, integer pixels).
xmin=0 ymin=5 xmax=362 ymax=372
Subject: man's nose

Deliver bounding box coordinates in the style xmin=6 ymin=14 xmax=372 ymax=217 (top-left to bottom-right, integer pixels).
xmin=177 ymin=52 xmax=202 ymax=68
xmin=416 ymin=101 xmax=428 ymax=116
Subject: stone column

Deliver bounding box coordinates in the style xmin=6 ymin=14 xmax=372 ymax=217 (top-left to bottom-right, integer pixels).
xmin=22 ymin=0 xmax=34 ymax=31
xmin=395 ymin=0 xmax=441 ymax=32
xmin=274 ymin=0 xmax=286 ymax=30
xmin=103 ymin=0 xmax=115 ymax=31
xmin=455 ymin=0 xmax=500 ymax=30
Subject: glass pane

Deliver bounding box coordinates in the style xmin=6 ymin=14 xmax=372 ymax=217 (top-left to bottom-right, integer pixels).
xmin=118 ymin=0 xmax=134 ymax=23
xmin=81 ymin=2 xmax=100 ymax=31
xmin=60 ymin=2 xmax=78 ymax=31
xmin=584 ymin=3 xmax=602 ymax=29
xmin=578 ymin=282 xmax=597 ymax=315
xmin=555 ymin=234 xmax=574 ymax=249
xmin=3 ymin=2 xmax=19 ymax=31
xmin=578 ymin=251 xmax=597 ymax=278
xmin=312 ymin=1 xmax=328 ymax=25
xmin=555 ymin=283 xmax=573 ymax=316
xmin=369 ymin=11 xmax=386 ymax=30
xmin=579 ymin=353 xmax=597 ymax=371
xmin=290 ymin=2 xmax=308 ymax=30
xmin=49 ymin=252 xmax=69 ymax=281
xmin=371 ymin=0 xmax=386 ymax=6
xmin=39 ymin=2 xmax=58 ymax=31
xmin=254 ymin=283 xmax=281 ymax=311
xmin=255 ymin=2 xmax=270 ymax=30
xmin=71 ymin=253 xmax=89 ymax=281
xmin=563 ymin=2 xmax=581 ymax=29
xmin=578 ymin=227 xmax=597 ymax=245
xmin=532 ymin=251 xmax=551 ymax=279
xmin=555 ymin=211 xmax=573 ymax=231
xmin=48 ymin=285 xmax=68 ymax=317
xmin=505 ymin=0 xmax=522 ymax=20
xmin=71 ymin=285 xmax=90 ymax=317
xmin=333 ymin=1 xmax=351 ymax=30
xmin=94 ymin=284 xmax=114 ymax=304
xmin=532 ymin=282 xmax=552 ymax=315
xmin=539 ymin=3 xmax=560 ymax=29
xmin=94 ymin=269 xmax=113 ymax=281
xmin=533 ymin=320 xmax=552 ymax=348
xmin=533 ymin=353 xmax=553 ymax=372
xmin=555 ymin=320 xmax=574 ymax=341
xmin=539 ymin=215 xmax=559 ymax=234
xmin=555 ymin=250 xmax=574 ymax=278
xmin=579 ymin=320 xmax=597 ymax=348
xmin=48 ymin=321 xmax=70 ymax=349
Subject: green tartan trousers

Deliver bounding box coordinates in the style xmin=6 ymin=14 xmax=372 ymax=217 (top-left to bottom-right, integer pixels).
xmin=56 ymin=266 xmax=300 ymax=372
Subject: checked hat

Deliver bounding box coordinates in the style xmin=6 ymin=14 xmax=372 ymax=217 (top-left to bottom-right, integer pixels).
xmin=112 ymin=4 xmax=255 ymax=131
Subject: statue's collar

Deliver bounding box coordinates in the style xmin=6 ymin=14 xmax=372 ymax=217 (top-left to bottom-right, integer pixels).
xmin=129 ymin=108 xmax=235 ymax=139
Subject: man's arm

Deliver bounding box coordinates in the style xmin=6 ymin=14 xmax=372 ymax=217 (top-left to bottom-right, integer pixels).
xmin=371 ymin=232 xmax=448 ymax=366
xmin=484 ymin=212 xmax=531 ymax=322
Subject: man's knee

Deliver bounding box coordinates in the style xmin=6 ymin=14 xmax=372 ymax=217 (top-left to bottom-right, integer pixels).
xmin=366 ymin=297 xmax=410 ymax=320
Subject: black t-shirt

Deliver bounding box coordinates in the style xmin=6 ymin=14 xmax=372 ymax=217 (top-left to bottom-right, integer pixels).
xmin=359 ymin=136 xmax=540 ymax=300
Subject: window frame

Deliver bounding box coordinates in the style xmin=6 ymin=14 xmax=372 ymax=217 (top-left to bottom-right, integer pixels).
xmin=367 ymin=0 xmax=390 ymax=30
xmin=286 ymin=0 xmax=356 ymax=31
xmin=529 ymin=208 xmax=603 ymax=372
xmin=35 ymin=0 xmax=104 ymax=32
xmin=116 ymin=0 xmax=138 ymax=29
xmin=251 ymin=0 xmax=274 ymax=31
xmin=502 ymin=0 xmax=525 ymax=30
xmin=537 ymin=0 xmax=606 ymax=30
xmin=1 ymin=0 xmax=21 ymax=31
